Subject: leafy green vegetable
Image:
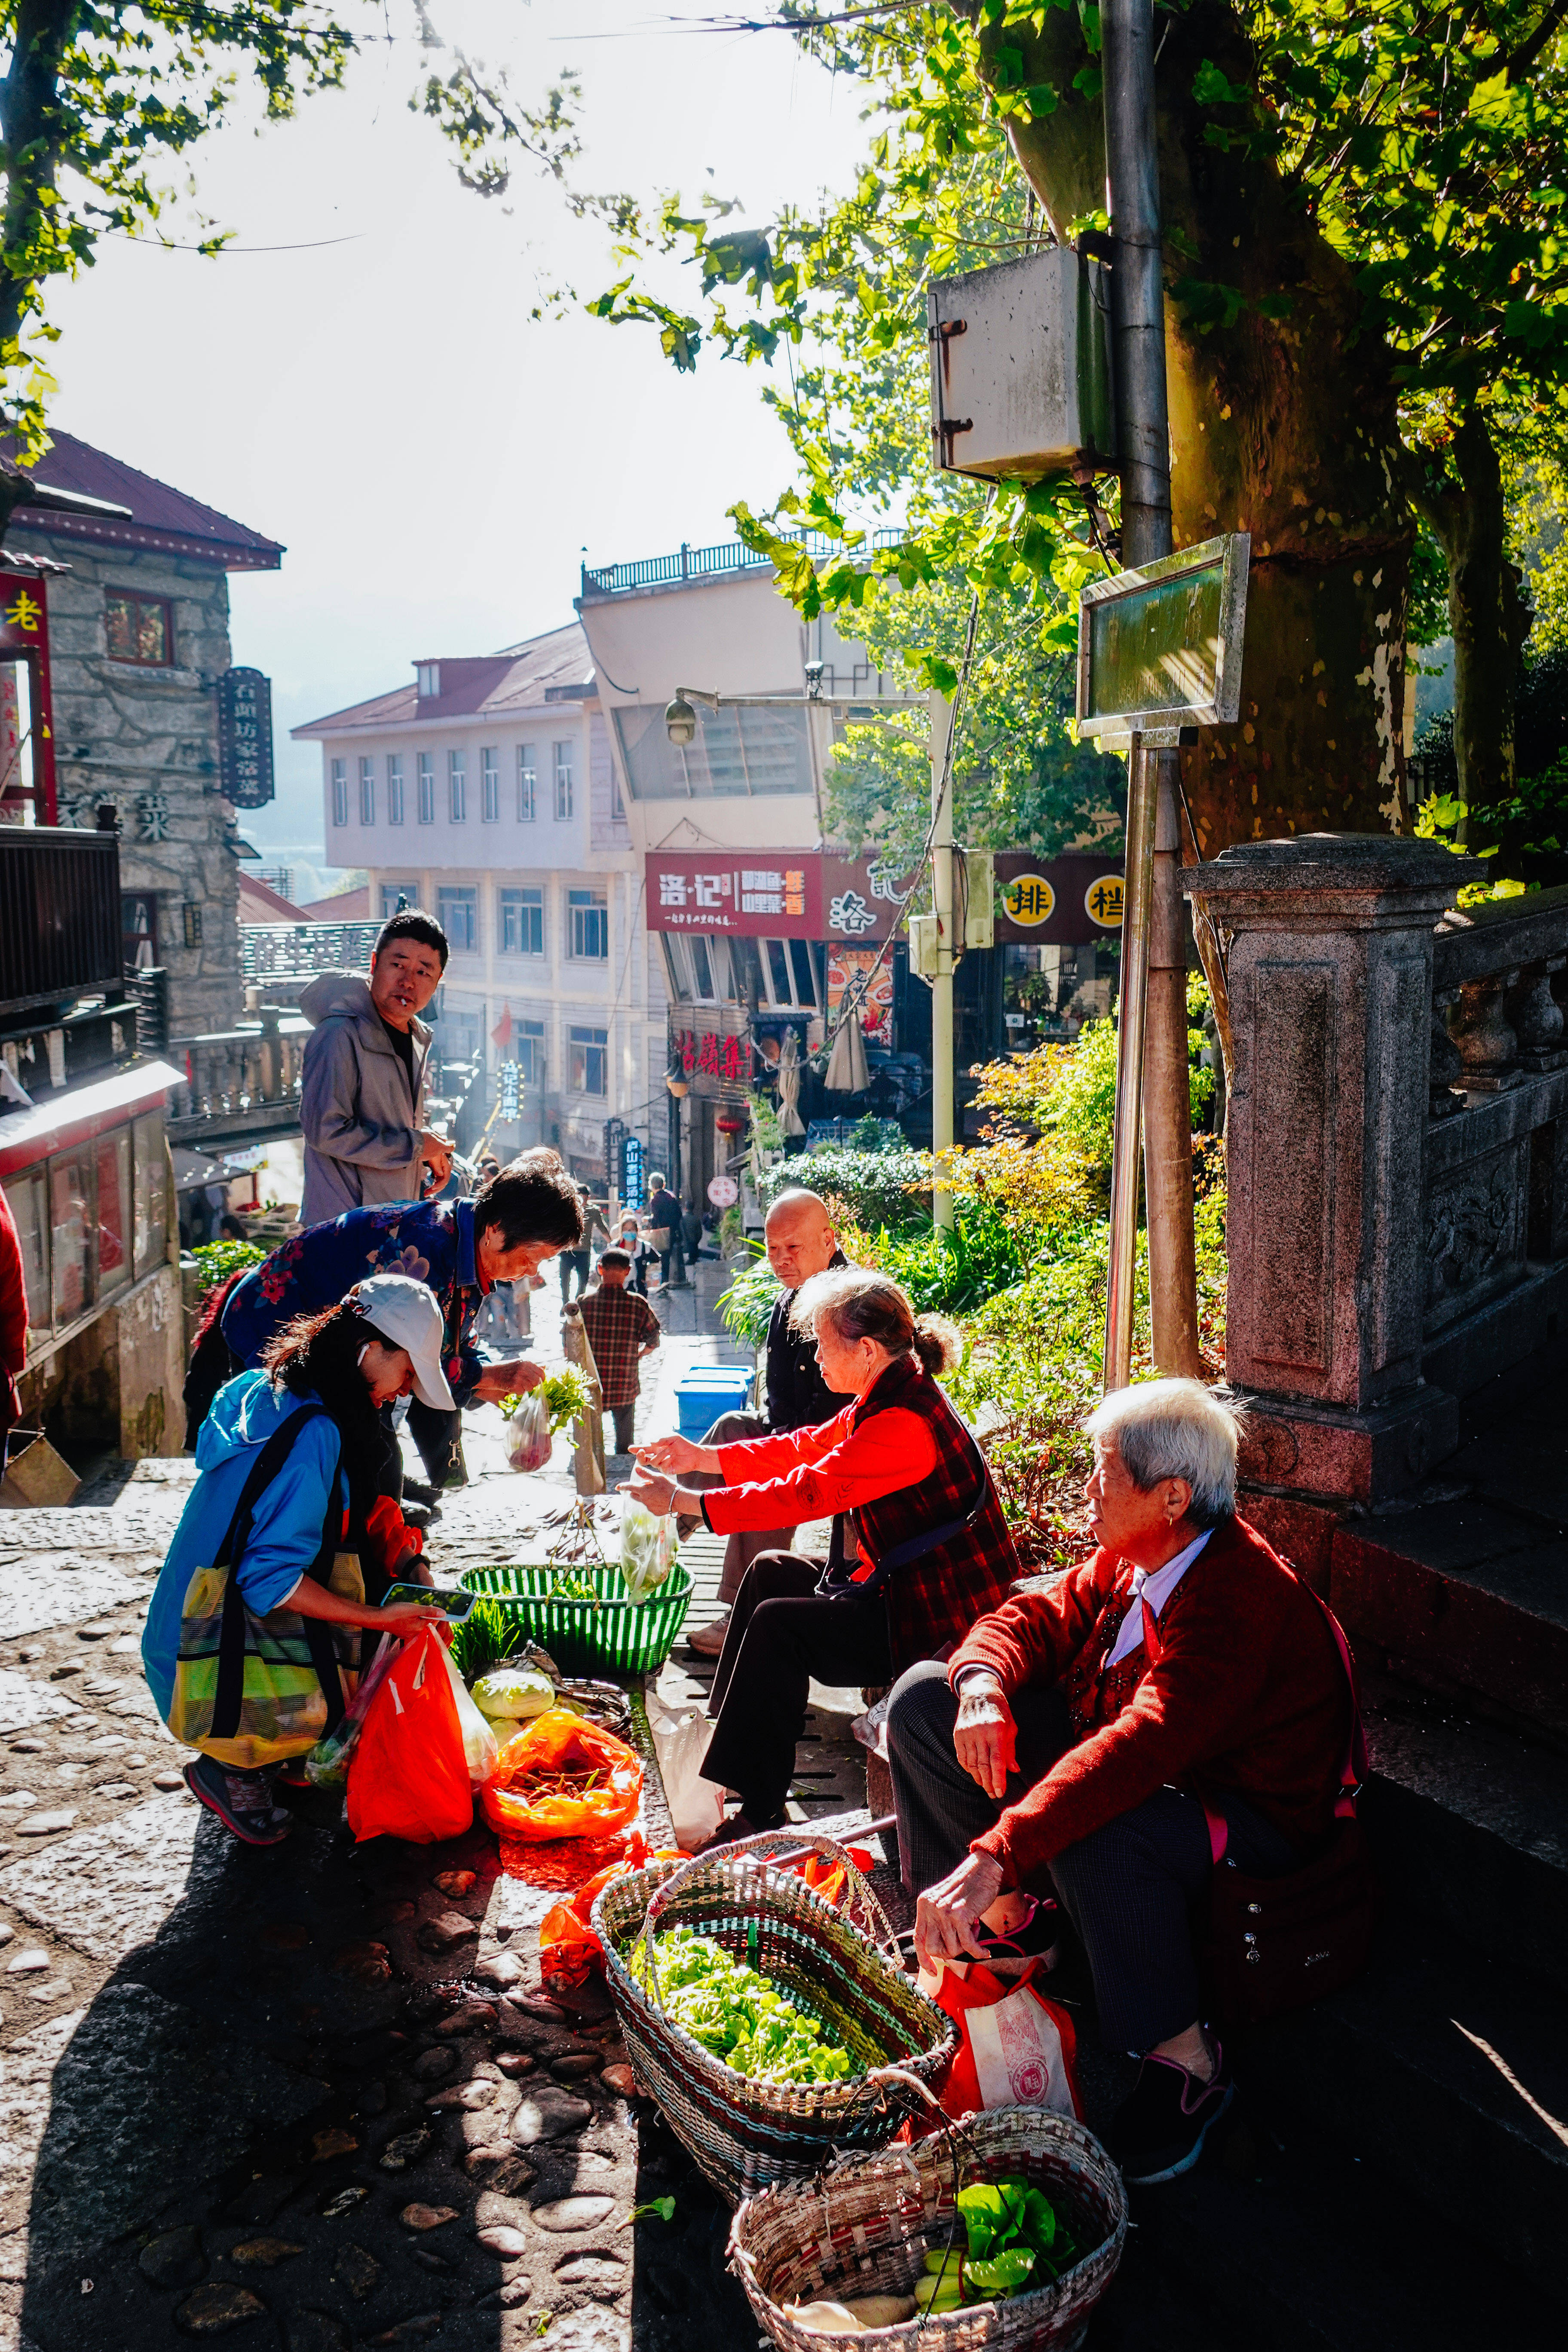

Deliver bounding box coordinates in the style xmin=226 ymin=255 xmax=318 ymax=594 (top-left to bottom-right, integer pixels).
xmin=964 ymin=2250 xmax=1035 ymax=2297
xmin=447 ymin=1599 xmax=526 ymax=1682
xmin=499 ymin=1366 xmax=593 ymax=1438
xmin=631 ymin=1928 xmax=857 ymax=2088
xmin=471 ymin=1665 xmax=555 ymax=1724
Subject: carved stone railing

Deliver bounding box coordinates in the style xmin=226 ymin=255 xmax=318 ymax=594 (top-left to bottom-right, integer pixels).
xmin=166 ymin=996 xmax=312 ymax=1146
xmin=1184 ymin=839 xmax=1568 ymax=1506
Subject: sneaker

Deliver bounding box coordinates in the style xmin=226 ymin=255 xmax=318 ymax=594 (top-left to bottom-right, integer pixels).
xmin=184 ymin=1756 xmax=295 ymax=1847
xmin=686 ymin=1614 xmax=730 ymax=1659
xmin=1107 ymin=2044 xmax=1234 ymax=2185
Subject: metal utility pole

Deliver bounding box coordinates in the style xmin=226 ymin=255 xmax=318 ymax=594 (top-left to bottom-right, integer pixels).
xmin=930 ymin=690 xmax=956 ymax=1229
xmin=1100 ymin=0 xmax=1200 ymax=1387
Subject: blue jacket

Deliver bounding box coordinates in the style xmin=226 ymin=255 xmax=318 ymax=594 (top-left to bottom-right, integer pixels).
xmin=220 ymin=1198 xmax=491 ymax=1407
xmin=141 ymin=1372 xmax=344 ymax=1719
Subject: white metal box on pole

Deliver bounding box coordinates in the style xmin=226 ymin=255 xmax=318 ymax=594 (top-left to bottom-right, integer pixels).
xmin=928 ymin=248 xmax=1116 ymax=484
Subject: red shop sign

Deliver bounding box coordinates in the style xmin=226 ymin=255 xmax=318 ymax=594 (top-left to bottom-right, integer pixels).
xmin=0 ymin=570 xmax=56 ymax=824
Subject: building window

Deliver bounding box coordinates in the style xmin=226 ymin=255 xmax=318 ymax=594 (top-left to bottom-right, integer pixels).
xmin=569 ymin=1024 xmax=608 ymax=1096
xmin=500 ymin=886 xmax=544 ymax=957
xmin=481 ymin=746 xmax=499 ymax=823
xmin=105 ymin=590 xmax=173 ymax=667
xmin=449 ymin=748 xmax=466 ymax=824
xmin=358 ymin=756 xmax=375 ymax=826
xmin=568 ymin=888 xmax=608 ymax=961
xmin=388 ymin=753 xmax=404 ymax=826
xmin=381 ymin=881 xmax=419 ymax=918
xmin=554 ymin=741 xmax=574 ymax=820
xmin=331 ymin=757 xmax=349 ymax=827
xmin=122 ymin=891 xmax=158 ymax=971
xmin=437 ymin=885 xmax=477 ymax=953
xmin=417 ymin=752 xmax=434 ymax=824
xmin=518 ymin=745 xmax=537 ymax=823
xmin=611 ymin=769 xmax=625 ymax=821
xmin=517 ymin=1018 xmax=545 ymax=1090
xmin=416 ymin=662 xmax=440 ymax=699
xmin=760 ymin=937 xmax=819 ymax=1010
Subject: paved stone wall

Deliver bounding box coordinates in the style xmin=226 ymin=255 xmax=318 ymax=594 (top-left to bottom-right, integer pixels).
xmin=8 ymin=524 xmax=242 ymax=1037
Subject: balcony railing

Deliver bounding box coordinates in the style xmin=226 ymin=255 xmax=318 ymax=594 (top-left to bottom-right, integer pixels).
xmin=166 ymin=1004 xmax=312 ymax=1145
xmin=241 ymin=919 xmax=381 ymax=983
xmin=0 ymin=824 xmax=122 ymax=1020
xmin=580 ymin=529 xmax=903 ymax=600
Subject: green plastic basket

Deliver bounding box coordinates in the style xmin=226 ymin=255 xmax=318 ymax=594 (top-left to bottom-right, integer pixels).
xmin=458 ymin=1562 xmax=693 ymax=1675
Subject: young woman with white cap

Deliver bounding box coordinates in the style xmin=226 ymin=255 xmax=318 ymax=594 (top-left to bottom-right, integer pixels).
xmin=142 ymin=1274 xmax=457 ymax=1847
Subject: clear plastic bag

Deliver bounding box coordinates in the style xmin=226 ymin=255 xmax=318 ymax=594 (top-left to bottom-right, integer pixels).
xmin=619 ymin=1495 xmax=676 ymax=1602
xmin=437 ymin=1643 xmax=500 ymax=1786
xmin=303 ymin=1638 xmax=397 ymax=1789
xmin=502 ymin=1392 xmax=551 ymax=1473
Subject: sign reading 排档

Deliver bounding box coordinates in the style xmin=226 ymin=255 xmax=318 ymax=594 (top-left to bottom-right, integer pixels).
xmin=217 ymin=666 xmax=275 ymax=808
xmin=994 ymin=852 xmax=1126 ymax=945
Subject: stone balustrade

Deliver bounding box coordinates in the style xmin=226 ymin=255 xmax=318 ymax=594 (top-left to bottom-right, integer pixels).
xmin=166 ymin=1004 xmax=311 ymax=1144
xmin=1184 ymin=839 xmax=1568 ymax=1505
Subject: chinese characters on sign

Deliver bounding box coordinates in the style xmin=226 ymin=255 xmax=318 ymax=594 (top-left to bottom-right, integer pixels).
xmin=646 ymin=852 xmax=905 ymax=940
xmin=217 ymin=667 xmax=275 ymax=809
xmin=0 ymin=568 xmax=56 ymax=821
xmin=136 ymin=793 xmax=172 ymax=843
xmin=674 ymin=1028 xmax=751 ymax=1083
xmin=994 ymin=853 xmax=1127 ymax=946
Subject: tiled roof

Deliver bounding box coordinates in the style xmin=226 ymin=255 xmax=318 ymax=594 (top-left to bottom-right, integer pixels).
xmin=239 ymin=873 xmax=312 ymax=923
xmin=3 ymin=429 xmax=284 ymax=571
xmin=292 ymin=622 xmax=592 ymax=736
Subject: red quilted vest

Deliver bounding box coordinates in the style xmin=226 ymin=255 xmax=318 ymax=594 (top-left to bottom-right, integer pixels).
xmin=847 ymin=1355 xmax=1022 ymax=1672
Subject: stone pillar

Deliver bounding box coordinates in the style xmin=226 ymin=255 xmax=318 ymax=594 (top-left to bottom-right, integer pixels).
xmin=1184 ymin=836 xmax=1473 ymax=1504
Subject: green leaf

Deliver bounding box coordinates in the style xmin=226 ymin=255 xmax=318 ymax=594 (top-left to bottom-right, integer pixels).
xmin=964 ymin=2249 xmax=1036 ymax=2297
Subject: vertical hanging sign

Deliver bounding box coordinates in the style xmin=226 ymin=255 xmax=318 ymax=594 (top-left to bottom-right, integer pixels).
xmin=217 ymin=666 xmax=275 ymax=807
xmin=0 ymin=569 xmax=56 ymax=822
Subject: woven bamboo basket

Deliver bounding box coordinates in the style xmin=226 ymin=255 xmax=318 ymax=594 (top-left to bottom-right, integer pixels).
xmin=729 ymin=2103 xmax=1128 ymax=2352
xmin=592 ymin=1830 xmax=958 ymax=2208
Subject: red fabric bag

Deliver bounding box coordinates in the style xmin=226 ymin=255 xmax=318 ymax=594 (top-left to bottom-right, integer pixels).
xmin=922 ymin=1959 xmax=1083 ymax=2125
xmin=346 ymin=1629 xmax=473 ymax=1844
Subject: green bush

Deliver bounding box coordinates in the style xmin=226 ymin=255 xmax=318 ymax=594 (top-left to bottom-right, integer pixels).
xmin=189 ymin=1238 xmax=267 ymax=1288
xmin=757 ymin=1148 xmax=931 ymax=1234
xmin=717 ymin=1244 xmax=781 ymax=1348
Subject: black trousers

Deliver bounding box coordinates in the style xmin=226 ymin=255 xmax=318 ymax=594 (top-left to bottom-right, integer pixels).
xmin=887 ymin=1661 xmax=1296 ymax=2052
xmin=559 ymin=1249 xmax=591 ymax=1302
xmin=606 ymin=1400 xmax=637 ymax=1454
xmin=701 ymin=1553 xmax=893 ymax=1828
xmin=406 ymin=1397 xmax=463 ymax=1489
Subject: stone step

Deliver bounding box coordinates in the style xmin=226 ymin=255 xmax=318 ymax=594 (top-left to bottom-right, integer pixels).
xmin=1240 ymin=1926 xmax=1568 ymax=2305
xmin=1359 ymin=1672 xmax=1568 ymax=1995
xmin=1331 ymin=1509 xmax=1568 ymax=1739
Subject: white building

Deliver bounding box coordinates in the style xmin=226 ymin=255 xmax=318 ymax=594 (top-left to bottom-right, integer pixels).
xmin=292 ymin=624 xmax=668 ymax=1188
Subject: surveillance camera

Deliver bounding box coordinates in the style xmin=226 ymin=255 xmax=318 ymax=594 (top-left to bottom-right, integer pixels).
xmin=804 ymin=660 xmax=824 ymax=699
xmin=665 ymin=693 xmax=698 ymax=747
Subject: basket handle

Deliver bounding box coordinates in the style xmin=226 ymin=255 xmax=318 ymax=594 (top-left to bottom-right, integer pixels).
xmin=637 ymin=1826 xmax=900 ymax=2013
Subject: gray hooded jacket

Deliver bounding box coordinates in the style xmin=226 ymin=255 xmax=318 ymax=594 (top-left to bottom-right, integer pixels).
xmin=297 ymin=971 xmax=432 ymax=1225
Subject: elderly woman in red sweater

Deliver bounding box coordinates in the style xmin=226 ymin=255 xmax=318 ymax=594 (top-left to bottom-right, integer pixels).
xmin=628 ymin=1268 xmax=1021 ymax=1839
xmin=890 ymin=1377 xmax=1351 ymax=2189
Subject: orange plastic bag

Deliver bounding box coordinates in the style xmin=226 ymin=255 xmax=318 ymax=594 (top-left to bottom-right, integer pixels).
xmin=538 ymin=1834 xmax=686 ymax=1989
xmin=480 ymin=1708 xmax=643 ymax=1843
xmin=346 ymin=1628 xmax=473 ymax=1844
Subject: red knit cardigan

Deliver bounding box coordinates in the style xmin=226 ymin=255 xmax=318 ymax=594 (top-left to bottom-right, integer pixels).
xmin=947 ymin=1514 xmax=1351 ymax=1885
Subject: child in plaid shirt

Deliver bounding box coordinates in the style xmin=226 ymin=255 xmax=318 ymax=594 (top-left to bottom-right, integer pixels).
xmin=570 ymin=1249 xmax=661 ymax=1454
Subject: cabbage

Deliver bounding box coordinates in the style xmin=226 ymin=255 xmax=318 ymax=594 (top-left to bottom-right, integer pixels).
xmin=470 ymin=1666 xmax=555 ymax=1724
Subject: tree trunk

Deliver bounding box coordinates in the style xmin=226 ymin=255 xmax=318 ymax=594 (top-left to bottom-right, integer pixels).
xmin=967 ymin=0 xmax=1415 ymax=849
xmin=0 ymin=0 xmax=80 ymax=462
xmin=1413 ymin=406 xmax=1531 ymax=817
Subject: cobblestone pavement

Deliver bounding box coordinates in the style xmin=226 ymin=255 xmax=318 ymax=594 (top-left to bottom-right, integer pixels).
xmin=0 ymin=1255 xmax=885 ymax=2352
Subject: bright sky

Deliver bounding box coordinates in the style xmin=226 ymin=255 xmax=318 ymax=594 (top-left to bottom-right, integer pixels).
xmin=44 ymin=2 xmax=863 ymax=885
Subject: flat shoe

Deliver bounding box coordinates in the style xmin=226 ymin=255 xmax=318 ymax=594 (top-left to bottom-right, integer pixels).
xmin=686 ymin=1615 xmax=730 ymax=1658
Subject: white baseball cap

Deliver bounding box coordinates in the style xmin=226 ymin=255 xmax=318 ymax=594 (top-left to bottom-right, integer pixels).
xmin=352 ymin=1275 xmax=455 ymax=1410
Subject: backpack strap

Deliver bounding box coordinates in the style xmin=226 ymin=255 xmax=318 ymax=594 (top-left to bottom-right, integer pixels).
xmin=817 ymin=1424 xmax=991 ymax=1599
xmin=210 ymin=1407 xmax=347 ymax=1741
xmin=1202 ymin=1581 xmax=1365 ymax=1865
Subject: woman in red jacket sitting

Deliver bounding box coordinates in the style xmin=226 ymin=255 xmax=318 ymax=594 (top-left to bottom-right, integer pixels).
xmin=628 ymin=1269 xmax=1021 ymax=1840
xmin=893 ymin=1377 xmax=1351 ymax=2188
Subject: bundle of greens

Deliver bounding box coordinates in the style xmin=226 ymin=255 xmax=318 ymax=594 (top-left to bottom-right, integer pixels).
xmin=913 ymin=2178 xmax=1082 ymax=2315
xmin=632 ymin=1928 xmax=857 ymax=2088
xmin=499 ymin=1368 xmax=594 ymax=1438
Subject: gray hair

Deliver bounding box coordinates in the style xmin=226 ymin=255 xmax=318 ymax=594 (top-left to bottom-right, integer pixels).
xmin=1084 ymin=1379 xmax=1244 ymax=1529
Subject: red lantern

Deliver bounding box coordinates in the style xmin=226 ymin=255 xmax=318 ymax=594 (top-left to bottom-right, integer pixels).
xmin=715 ymin=1113 xmax=745 ymax=1134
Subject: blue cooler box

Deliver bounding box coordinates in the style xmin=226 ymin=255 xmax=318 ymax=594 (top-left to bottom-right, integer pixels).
xmin=674 ymin=1364 xmax=755 ymax=1438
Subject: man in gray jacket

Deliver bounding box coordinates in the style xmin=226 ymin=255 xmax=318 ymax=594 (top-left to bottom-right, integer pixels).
xmin=298 ymin=908 xmax=453 ymax=1225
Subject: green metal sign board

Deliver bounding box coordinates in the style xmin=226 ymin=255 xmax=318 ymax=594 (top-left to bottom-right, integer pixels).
xmin=1076 ymin=533 xmax=1250 ymax=738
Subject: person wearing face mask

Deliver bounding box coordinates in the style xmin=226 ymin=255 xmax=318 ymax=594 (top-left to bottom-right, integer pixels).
xmin=627 ymin=1267 xmax=1020 ymax=1840
xmin=142 ymin=1275 xmax=456 ymax=1847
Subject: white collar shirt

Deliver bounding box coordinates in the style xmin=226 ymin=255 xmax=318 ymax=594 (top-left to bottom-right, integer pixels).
xmin=1103 ymin=1528 xmax=1214 ymax=1669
